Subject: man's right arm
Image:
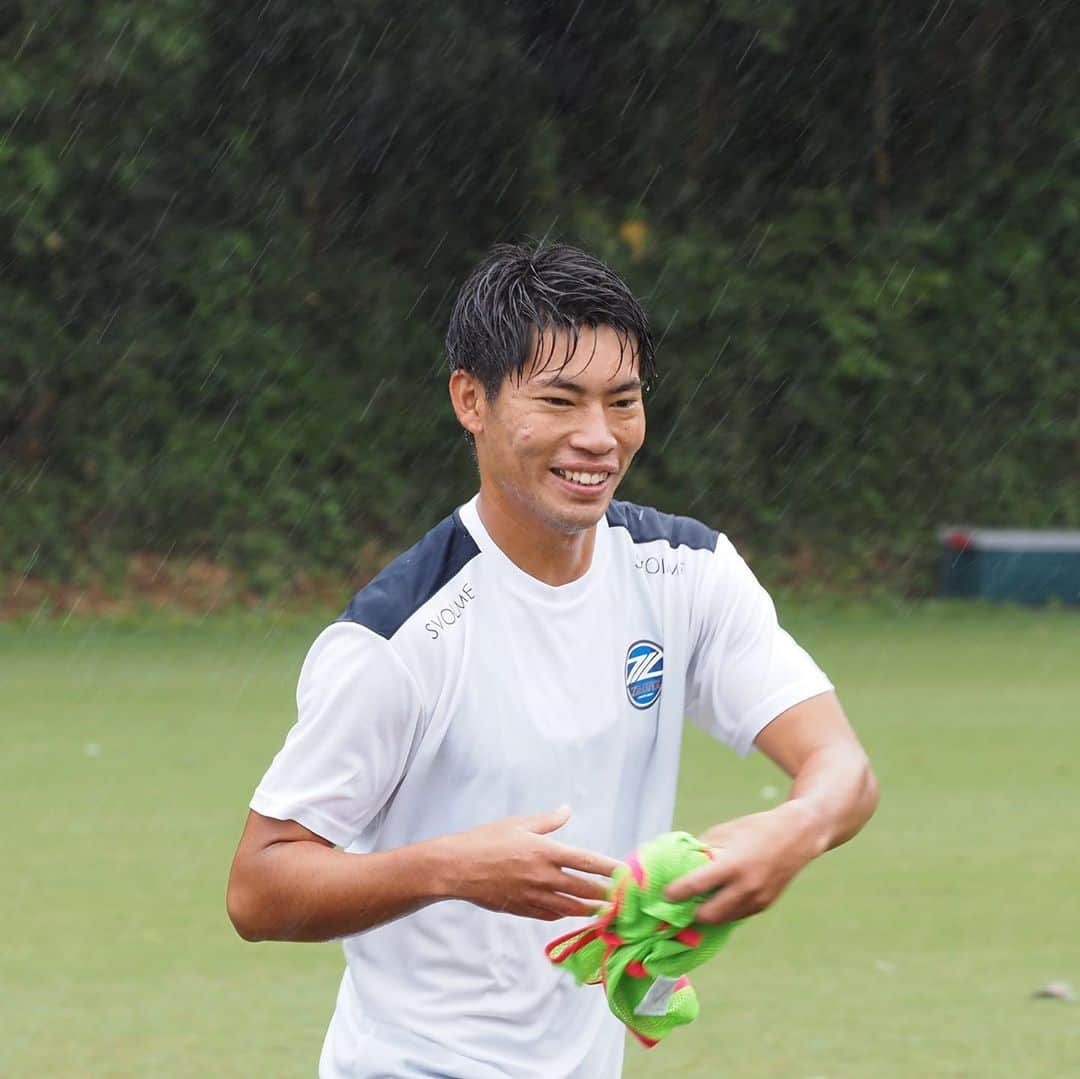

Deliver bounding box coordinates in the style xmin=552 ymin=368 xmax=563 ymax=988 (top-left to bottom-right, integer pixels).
xmin=226 ymin=804 xmax=620 ymax=942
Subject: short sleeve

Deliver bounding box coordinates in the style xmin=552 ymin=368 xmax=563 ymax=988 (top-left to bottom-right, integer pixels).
xmin=684 ymin=535 xmax=833 ymax=756
xmin=250 ymin=621 xmax=425 ymax=847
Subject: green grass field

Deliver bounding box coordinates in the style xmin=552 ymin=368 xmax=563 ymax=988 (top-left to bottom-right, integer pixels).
xmin=2 ymin=603 xmax=1078 ymax=1077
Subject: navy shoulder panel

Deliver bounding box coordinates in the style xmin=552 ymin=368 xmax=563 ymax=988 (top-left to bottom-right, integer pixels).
xmin=339 ymin=511 xmax=481 ymax=639
xmin=606 ymin=500 xmax=718 ymax=552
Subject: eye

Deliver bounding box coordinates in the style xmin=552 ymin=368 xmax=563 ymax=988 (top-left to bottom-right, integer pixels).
xmin=612 ymin=397 xmax=640 ymax=409
xmin=541 ymin=396 xmax=574 ymax=406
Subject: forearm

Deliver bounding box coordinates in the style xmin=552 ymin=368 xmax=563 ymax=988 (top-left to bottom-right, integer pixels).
xmin=227 ymin=836 xmax=455 ymax=943
xmin=781 ymin=739 xmax=879 ymax=857
xmin=685 ymin=741 xmax=877 ymax=924
xmin=678 ymin=698 xmax=878 ymax=924
xmin=228 ymin=804 xmax=619 ymax=943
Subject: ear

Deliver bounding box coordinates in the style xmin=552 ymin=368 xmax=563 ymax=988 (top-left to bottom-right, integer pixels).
xmin=449 ymin=369 xmax=486 ymax=437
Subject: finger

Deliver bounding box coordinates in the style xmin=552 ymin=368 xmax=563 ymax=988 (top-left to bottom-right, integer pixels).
xmin=524 ymin=804 xmax=572 ymax=835
xmin=551 ymin=870 xmax=612 ymax=902
xmin=663 ymin=861 xmax=733 ymax=902
xmin=557 ymin=895 xmax=608 ymax=913
xmin=512 ymin=896 xmax=593 ymax=922
xmin=693 ymin=888 xmax=750 ymax=926
xmin=548 ymin=843 xmax=623 ymax=878
xmin=543 ymin=893 xmax=605 ymax=920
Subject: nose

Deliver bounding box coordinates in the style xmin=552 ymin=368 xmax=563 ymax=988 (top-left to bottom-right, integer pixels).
xmin=569 ymin=401 xmax=618 ymax=456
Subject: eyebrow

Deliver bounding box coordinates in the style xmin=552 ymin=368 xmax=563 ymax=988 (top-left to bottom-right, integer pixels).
xmin=534 ymin=376 xmax=643 ymax=395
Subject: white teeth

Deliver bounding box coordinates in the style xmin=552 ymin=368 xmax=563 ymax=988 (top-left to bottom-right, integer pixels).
xmin=558 ymin=470 xmax=607 ymax=486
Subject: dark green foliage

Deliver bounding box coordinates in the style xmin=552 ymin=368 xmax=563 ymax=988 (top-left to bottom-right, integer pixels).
xmin=2 ymin=1 xmax=1077 ymax=592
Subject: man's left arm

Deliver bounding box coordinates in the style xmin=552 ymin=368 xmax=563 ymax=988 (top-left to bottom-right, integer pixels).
xmin=665 ymin=690 xmax=878 ymax=924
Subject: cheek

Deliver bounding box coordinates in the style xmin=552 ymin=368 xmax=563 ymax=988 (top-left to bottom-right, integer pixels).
xmin=512 ymin=423 xmax=541 ymax=457
xmin=620 ymin=414 xmax=646 ymax=451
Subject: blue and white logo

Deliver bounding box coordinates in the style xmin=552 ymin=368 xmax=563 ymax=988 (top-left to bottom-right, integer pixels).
xmin=625 ymin=640 xmax=664 ymax=709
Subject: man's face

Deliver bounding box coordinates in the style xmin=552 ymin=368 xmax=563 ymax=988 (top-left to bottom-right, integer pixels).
xmin=470 ymin=324 xmax=647 ymax=535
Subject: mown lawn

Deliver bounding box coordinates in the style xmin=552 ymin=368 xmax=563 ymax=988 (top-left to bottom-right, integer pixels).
xmin=2 ymin=603 xmax=1078 ymax=1077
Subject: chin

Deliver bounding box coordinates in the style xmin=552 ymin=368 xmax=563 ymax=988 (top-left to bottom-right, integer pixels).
xmin=543 ymin=498 xmax=611 ymax=534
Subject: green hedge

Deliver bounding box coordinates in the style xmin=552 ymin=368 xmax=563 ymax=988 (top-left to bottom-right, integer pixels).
xmin=3 ymin=2 xmax=1078 ymax=593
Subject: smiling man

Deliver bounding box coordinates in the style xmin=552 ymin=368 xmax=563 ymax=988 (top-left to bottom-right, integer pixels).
xmin=227 ymin=242 xmax=878 ymax=1078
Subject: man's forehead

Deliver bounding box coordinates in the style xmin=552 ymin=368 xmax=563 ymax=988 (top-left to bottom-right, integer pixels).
xmin=522 ymin=323 xmax=641 ymax=384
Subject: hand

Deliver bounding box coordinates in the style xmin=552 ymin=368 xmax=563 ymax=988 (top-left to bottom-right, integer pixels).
xmin=664 ymin=801 xmax=823 ymax=925
xmin=438 ymin=805 xmax=623 ymax=922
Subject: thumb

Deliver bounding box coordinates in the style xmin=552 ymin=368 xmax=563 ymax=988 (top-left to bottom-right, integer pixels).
xmin=525 ymin=804 xmax=572 ymax=835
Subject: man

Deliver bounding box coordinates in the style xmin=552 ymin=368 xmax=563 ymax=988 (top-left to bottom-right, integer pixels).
xmin=227 ymin=242 xmax=878 ymax=1077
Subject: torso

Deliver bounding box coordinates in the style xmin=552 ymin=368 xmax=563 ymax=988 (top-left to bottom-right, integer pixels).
xmin=322 ymin=496 xmax=719 ymax=1077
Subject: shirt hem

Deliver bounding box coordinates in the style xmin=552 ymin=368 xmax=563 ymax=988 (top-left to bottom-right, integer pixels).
xmin=731 ymin=677 xmax=835 ymax=757
xmin=249 ymin=792 xmax=355 ymax=848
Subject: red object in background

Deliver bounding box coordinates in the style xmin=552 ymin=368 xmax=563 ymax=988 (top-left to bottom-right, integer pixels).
xmin=944 ymin=530 xmax=973 ymax=552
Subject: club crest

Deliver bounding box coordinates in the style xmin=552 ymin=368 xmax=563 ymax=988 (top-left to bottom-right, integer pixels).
xmin=625 ymin=640 xmax=664 ymax=709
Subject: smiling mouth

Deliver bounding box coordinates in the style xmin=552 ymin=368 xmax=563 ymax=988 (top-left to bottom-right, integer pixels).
xmin=551 ymin=468 xmax=612 ymax=488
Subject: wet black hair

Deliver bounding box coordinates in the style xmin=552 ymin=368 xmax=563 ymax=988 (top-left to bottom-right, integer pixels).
xmin=445 ymin=241 xmax=656 ymax=400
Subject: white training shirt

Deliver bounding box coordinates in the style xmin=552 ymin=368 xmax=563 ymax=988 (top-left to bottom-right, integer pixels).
xmin=251 ymin=496 xmax=833 ymax=1078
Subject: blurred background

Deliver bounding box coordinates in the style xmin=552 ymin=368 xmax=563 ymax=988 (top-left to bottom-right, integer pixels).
xmin=4 ymin=0 xmax=1077 ymax=606
xmin=2 ymin=3 xmax=1079 ymax=1077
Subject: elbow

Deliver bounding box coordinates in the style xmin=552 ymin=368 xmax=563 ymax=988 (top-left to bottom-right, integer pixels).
xmin=861 ymin=755 xmax=881 ymax=823
xmin=227 ymin=874 xmax=271 ymax=942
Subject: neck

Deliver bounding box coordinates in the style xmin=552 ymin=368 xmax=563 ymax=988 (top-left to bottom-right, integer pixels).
xmin=475 ymin=487 xmax=598 ymax=587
